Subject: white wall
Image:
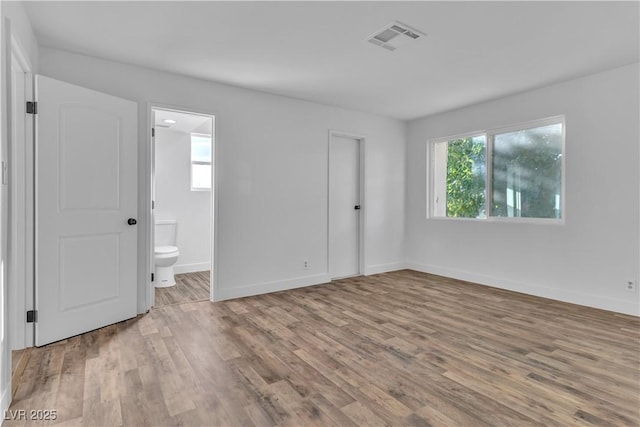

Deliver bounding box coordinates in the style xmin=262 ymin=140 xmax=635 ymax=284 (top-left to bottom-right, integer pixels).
xmin=155 ymin=128 xmax=211 ymax=273
xmin=2 ymin=2 xmax=38 ymax=71
xmin=0 ymin=3 xmax=8 ymax=415
xmin=1 ymin=0 xmax=39 ymax=415
xmin=38 ymin=47 xmax=406 ymax=308
xmin=406 ymin=63 xmax=640 ymax=316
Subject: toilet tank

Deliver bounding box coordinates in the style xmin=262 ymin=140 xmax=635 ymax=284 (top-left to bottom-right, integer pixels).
xmin=155 ymin=220 xmax=177 ymax=246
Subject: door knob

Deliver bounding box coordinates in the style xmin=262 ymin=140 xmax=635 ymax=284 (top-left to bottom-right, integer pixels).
xmin=127 ymin=218 xmax=137 ymax=225
xmin=354 ymin=205 xmax=361 ymax=210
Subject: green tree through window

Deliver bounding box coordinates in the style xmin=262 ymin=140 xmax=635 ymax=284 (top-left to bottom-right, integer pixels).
xmin=431 ymin=118 xmax=563 ymax=221
xmin=491 ymin=124 xmax=562 ymax=218
xmin=446 ymin=137 xmax=486 ymax=218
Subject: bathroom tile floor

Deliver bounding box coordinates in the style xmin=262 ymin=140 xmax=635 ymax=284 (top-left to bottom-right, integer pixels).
xmin=154 ymin=270 xmax=210 ymax=307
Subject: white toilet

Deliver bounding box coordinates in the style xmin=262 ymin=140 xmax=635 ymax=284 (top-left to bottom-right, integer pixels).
xmin=154 ymin=220 xmax=180 ymax=287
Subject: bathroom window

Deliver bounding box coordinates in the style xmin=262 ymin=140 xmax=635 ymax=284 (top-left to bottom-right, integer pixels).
xmin=191 ymin=133 xmax=212 ymax=191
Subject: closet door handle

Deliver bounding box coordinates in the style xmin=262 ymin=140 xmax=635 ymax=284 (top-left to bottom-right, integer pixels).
xmin=127 ymin=218 xmax=137 ymax=226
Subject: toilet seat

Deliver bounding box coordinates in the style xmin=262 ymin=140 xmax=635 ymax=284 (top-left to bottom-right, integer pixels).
xmin=155 ymin=245 xmax=179 ymax=255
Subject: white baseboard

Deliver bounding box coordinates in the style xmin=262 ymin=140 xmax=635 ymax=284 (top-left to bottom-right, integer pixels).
xmin=406 ymin=261 xmax=639 ymax=317
xmin=215 ymin=273 xmax=332 ymax=301
xmin=174 ymin=262 xmax=210 ymax=274
xmin=364 ymin=262 xmax=406 ymax=276
xmin=211 ymin=261 xmax=638 ymax=316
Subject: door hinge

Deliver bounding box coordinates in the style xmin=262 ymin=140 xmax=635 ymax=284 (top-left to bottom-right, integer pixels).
xmin=151 ymin=273 xmax=155 ymax=282
xmin=152 ymin=200 xmax=155 ymax=210
xmin=26 ymin=101 xmax=38 ymax=115
xmin=152 ymin=127 xmax=155 ymax=137
xmin=26 ymin=310 xmax=38 ymax=323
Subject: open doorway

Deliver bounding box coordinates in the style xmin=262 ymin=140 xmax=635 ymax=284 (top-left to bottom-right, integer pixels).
xmin=151 ymin=108 xmax=214 ymax=307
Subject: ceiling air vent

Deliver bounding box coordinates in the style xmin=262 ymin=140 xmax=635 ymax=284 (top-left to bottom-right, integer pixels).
xmin=367 ymin=21 xmax=426 ymax=52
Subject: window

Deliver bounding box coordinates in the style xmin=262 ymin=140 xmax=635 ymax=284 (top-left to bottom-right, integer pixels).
xmin=432 ymin=135 xmax=487 ymax=219
xmin=191 ymin=133 xmax=212 ymax=191
xmin=491 ymin=123 xmax=563 ymax=219
xmin=429 ymin=117 xmax=564 ymax=221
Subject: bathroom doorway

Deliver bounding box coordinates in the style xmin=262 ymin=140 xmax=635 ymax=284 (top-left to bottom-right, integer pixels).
xmin=151 ymin=108 xmax=215 ymax=307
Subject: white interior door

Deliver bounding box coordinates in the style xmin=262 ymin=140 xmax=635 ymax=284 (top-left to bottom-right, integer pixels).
xmin=36 ymin=75 xmax=138 ymax=346
xmin=329 ymin=134 xmax=361 ymax=279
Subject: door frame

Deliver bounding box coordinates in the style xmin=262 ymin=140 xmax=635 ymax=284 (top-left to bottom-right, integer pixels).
xmin=7 ymin=33 xmax=34 ymax=350
xmin=327 ymin=130 xmax=365 ymax=279
xmin=146 ymin=103 xmax=218 ymax=307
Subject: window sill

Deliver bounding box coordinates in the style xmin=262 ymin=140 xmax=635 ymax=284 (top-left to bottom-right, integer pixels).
xmin=427 ymin=216 xmax=565 ymax=225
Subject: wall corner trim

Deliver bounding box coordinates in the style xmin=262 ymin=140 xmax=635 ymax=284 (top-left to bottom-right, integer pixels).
xmin=215 ymin=273 xmax=332 ymax=302
xmin=363 ymin=262 xmax=406 ymax=276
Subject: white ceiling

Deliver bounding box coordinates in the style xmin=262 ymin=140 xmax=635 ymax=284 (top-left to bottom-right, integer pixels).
xmin=154 ymin=109 xmax=213 ymax=135
xmin=24 ymin=1 xmax=639 ymax=120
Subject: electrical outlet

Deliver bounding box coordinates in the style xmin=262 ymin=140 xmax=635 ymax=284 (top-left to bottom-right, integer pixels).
xmin=625 ymin=280 xmax=637 ymax=292
xmin=303 ymin=259 xmax=309 ymax=270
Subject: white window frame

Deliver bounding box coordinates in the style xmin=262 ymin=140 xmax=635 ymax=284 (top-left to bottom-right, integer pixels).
xmin=428 ymin=131 xmax=488 ymax=221
xmin=427 ymin=115 xmax=566 ymax=224
xmin=190 ymin=132 xmax=212 ymax=191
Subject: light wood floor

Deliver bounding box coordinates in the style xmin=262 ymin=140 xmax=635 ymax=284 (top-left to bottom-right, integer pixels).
xmin=7 ymin=270 xmax=640 ymax=426
xmin=154 ymin=271 xmax=210 ymax=307
xmin=11 ymin=348 xmax=32 ymax=399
